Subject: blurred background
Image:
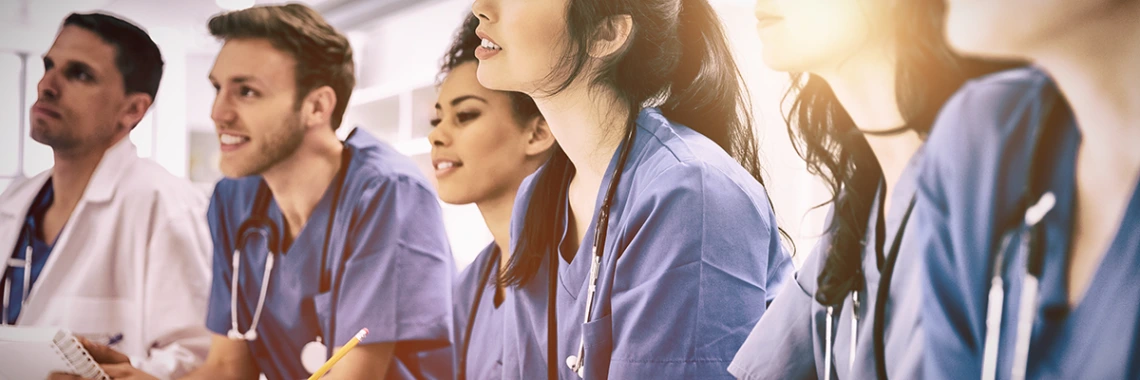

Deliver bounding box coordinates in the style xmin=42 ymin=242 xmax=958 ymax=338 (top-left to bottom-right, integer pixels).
xmin=0 ymin=0 xmax=829 ymax=271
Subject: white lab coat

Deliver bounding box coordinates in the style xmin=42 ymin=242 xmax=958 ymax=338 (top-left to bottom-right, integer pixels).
xmin=0 ymin=138 xmax=213 ymax=379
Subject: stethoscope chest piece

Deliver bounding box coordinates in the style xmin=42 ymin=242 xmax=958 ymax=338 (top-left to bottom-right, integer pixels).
xmin=566 ymin=355 xmax=584 ymax=378
xmin=301 ymin=335 xmax=327 ymax=374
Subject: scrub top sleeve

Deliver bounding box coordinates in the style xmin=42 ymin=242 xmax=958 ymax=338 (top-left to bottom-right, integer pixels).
xmin=334 ymin=176 xmax=454 ymax=351
xmin=606 ymin=164 xmax=776 ymax=379
xmin=729 ymin=223 xmax=832 ymax=380
xmin=728 ymin=265 xmax=822 ymax=380
xmin=917 ymin=87 xmax=985 ymax=380
xmin=205 ymin=185 xmax=236 ymax=336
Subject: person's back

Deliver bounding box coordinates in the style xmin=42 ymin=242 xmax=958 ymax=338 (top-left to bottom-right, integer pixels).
xmin=0 ymin=13 xmax=212 ymax=378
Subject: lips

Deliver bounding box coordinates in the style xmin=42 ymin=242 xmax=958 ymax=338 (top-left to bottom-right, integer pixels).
xmin=31 ymin=104 xmax=62 ymax=119
xmin=217 ymin=132 xmax=251 ymax=153
xmin=755 ymin=11 xmax=784 ymax=28
xmin=432 ymin=157 xmax=463 ymax=177
xmin=474 ymin=29 xmax=503 ymax=60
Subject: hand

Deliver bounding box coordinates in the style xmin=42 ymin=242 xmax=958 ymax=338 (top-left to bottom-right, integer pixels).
xmin=78 ymin=337 xmax=131 ymax=365
xmin=47 ymin=338 xmax=158 ymax=380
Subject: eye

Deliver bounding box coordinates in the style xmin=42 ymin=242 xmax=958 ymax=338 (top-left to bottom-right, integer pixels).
xmin=239 ymin=86 xmax=259 ymax=98
xmin=456 ymin=111 xmax=481 ymax=123
xmin=430 ymin=118 xmax=442 ymax=127
xmin=67 ymin=66 xmax=93 ymax=82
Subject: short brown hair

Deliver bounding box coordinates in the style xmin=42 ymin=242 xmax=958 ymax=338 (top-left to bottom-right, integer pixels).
xmin=208 ymin=4 xmax=355 ymax=129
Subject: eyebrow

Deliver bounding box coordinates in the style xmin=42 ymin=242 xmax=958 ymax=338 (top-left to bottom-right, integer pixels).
xmin=44 ymin=56 xmax=99 ymax=75
xmin=434 ymin=95 xmax=488 ymax=109
xmin=207 ymin=75 xmax=263 ymax=86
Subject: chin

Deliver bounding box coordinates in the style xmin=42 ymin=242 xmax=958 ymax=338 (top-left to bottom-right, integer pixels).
xmin=760 ymin=52 xmax=804 ymax=74
xmin=218 ymin=159 xmax=259 ymax=179
xmin=436 ymin=187 xmax=477 ymax=206
xmin=475 ymin=62 xmax=516 ymax=92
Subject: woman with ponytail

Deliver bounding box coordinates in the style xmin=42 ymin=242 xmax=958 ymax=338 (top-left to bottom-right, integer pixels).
xmin=728 ymin=0 xmax=1016 ymax=379
xmin=469 ymin=0 xmax=794 ymax=378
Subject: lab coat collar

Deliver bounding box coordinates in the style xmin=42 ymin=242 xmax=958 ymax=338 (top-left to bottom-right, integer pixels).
xmin=0 ymin=137 xmax=138 ymax=217
xmin=0 ymin=172 xmax=50 ymax=218
xmin=82 ymin=137 xmax=139 ymax=204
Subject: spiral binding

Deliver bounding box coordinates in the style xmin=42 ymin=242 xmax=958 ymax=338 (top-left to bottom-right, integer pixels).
xmin=53 ymin=332 xmax=111 ymax=380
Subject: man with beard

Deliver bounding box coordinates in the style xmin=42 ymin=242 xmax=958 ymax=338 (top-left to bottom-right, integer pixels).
xmin=68 ymin=4 xmax=456 ymax=380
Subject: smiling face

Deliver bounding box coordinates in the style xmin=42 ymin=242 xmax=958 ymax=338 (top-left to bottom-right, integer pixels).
xmin=208 ymin=38 xmax=306 ymax=178
xmin=470 ymin=0 xmax=569 ymax=95
xmin=429 ymin=62 xmax=548 ymax=205
xmin=32 ymin=26 xmax=144 ymax=154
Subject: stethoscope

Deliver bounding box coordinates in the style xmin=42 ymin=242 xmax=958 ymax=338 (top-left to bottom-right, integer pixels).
xmin=458 ymin=246 xmax=499 ymax=380
xmin=227 ymin=142 xmax=354 ymax=351
xmin=1 ymin=227 xmax=34 ymax=326
xmin=979 ymin=87 xmax=1063 ymax=380
xmin=555 ymin=123 xmax=637 ymax=379
xmin=820 ymin=184 xmax=917 ymax=380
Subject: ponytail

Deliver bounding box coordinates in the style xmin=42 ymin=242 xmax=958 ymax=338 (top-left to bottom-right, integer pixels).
xmin=503 ymin=0 xmax=790 ymax=286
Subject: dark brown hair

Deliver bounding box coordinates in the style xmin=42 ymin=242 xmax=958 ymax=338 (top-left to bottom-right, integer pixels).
xmin=791 ymin=0 xmax=1020 ymax=306
xmin=495 ymin=0 xmax=788 ymax=286
xmin=439 ymin=14 xmax=540 ymax=124
xmin=208 ymin=4 xmax=355 ymax=129
xmin=64 ymin=13 xmax=164 ymax=100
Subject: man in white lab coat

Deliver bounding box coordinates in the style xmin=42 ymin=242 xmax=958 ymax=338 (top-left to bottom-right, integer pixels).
xmin=0 ymin=13 xmax=212 ymax=379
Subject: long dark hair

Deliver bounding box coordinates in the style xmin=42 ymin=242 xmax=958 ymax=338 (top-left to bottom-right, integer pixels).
xmin=795 ymin=0 xmax=1019 ymax=306
xmin=499 ymin=0 xmax=776 ymax=286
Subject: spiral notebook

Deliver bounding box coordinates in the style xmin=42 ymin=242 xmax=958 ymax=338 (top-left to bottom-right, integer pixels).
xmin=0 ymin=326 xmax=110 ymax=380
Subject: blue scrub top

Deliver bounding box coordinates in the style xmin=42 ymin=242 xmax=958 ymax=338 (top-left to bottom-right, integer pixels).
xmin=916 ymin=67 xmax=1140 ymax=379
xmin=729 ymin=150 xmax=926 ymax=380
xmin=451 ymin=243 xmax=511 ymax=380
xmin=4 ymin=180 xmax=54 ymax=324
xmin=205 ymin=129 xmax=456 ymax=380
xmin=501 ymin=107 xmax=794 ymax=379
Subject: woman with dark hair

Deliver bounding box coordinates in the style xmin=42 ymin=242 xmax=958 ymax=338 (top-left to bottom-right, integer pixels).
xmin=469 ymin=0 xmax=794 ymax=378
xmin=431 ymin=14 xmax=555 ymax=380
xmin=729 ymin=0 xmax=1015 ymax=379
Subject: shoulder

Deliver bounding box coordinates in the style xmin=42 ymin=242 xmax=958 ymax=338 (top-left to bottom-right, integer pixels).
xmin=456 ymin=244 xmax=496 ymax=292
xmin=920 ymin=67 xmax=1053 ymax=207
xmin=926 ymin=67 xmax=1054 ymax=161
xmin=345 ymin=130 xmax=437 ymax=200
xmin=116 ymin=158 xmax=209 ymax=219
xmin=630 ymin=108 xmax=774 ymax=216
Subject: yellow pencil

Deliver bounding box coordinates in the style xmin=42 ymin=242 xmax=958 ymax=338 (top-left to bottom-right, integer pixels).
xmin=307 ymin=328 xmax=369 ymax=380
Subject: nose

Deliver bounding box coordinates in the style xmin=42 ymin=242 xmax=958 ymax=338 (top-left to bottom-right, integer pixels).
xmin=472 ymin=0 xmax=494 ymax=22
xmin=428 ymin=121 xmax=450 ymax=148
xmin=37 ymin=68 xmax=60 ymax=102
xmin=211 ymin=92 xmax=236 ymax=126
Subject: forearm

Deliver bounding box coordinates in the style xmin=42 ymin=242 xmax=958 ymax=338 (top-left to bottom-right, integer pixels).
xmin=178 ymin=362 xmax=257 ymax=380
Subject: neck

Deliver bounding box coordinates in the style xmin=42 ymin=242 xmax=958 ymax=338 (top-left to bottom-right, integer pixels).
xmin=261 ymin=131 xmax=345 ymax=238
xmin=532 ymin=82 xmax=629 ymax=185
xmin=1035 ymin=7 xmax=1140 ymax=166
xmin=49 ymin=144 xmax=110 ymax=214
xmin=476 ymin=186 xmax=518 ymax=269
xmin=817 ymin=48 xmax=922 ymax=207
